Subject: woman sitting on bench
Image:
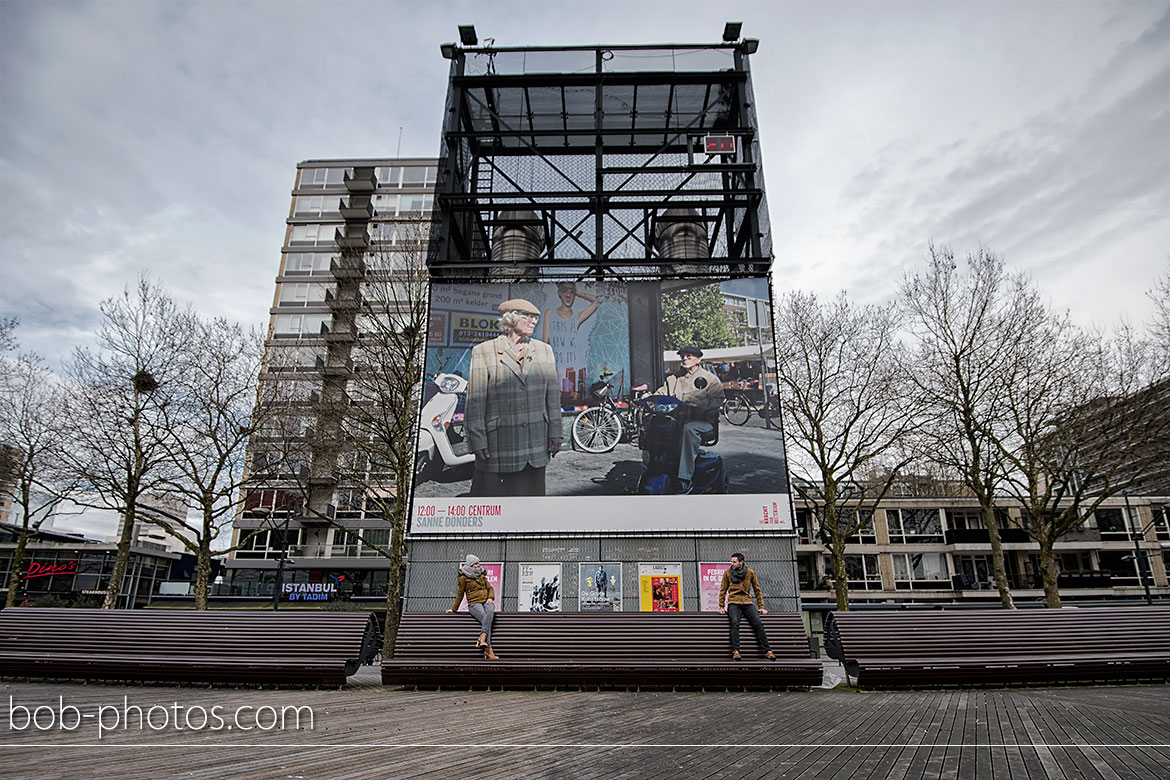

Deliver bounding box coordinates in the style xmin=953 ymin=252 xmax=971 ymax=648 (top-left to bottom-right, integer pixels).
xmin=446 ymin=554 xmax=500 ymax=660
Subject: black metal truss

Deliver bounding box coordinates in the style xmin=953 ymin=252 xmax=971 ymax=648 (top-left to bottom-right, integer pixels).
xmin=431 ymin=42 xmax=772 ymax=282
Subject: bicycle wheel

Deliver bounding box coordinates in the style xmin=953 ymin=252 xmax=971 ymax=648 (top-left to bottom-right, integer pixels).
xmin=572 ymin=406 xmax=623 ymax=453
xmin=722 ymin=396 xmax=751 ymax=426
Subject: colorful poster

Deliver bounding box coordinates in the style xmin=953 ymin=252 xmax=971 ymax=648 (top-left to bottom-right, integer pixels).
xmin=579 ymin=562 xmax=622 ymax=612
xmin=699 ymin=563 xmax=730 ymax=612
xmin=639 ymin=563 xmax=682 ymax=612
xmin=518 ymin=563 xmax=562 ymax=612
xmin=456 ymin=563 xmax=503 ymax=613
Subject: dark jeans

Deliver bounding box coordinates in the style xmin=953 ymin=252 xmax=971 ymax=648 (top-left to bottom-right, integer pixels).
xmin=727 ymin=602 xmax=771 ymax=652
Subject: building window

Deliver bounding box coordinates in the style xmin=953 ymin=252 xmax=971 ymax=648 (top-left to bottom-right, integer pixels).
xmin=236 ymin=528 xmax=303 ymax=560
xmin=842 ymin=554 xmax=882 ymax=590
xmin=278 ymin=282 xmax=333 ymax=306
xmin=1094 ymin=508 xmax=1138 ymax=541
xmin=299 ymin=167 xmax=347 ymax=189
xmin=272 ymin=313 xmax=330 ymax=336
xmin=283 ymin=253 xmax=334 ymax=275
xmin=952 ymin=554 xmax=994 ymax=589
xmin=1151 ymin=506 xmax=1169 ymax=541
xmin=892 ymin=552 xmax=949 ymax=589
xmin=373 ymin=194 xmax=398 ymax=216
xmin=335 ymin=489 xmax=365 ymax=516
xmin=793 ymin=509 xmax=818 ymax=544
xmin=290 ymin=225 xmax=337 ymax=246
xmin=1096 ymin=550 xmax=1139 ymax=585
xmin=401 ymin=166 xmax=436 ymax=187
xmin=376 ymin=166 xmax=402 ymax=187
xmin=886 ymin=508 xmax=944 ymax=543
xmin=844 ymin=510 xmax=876 ymax=544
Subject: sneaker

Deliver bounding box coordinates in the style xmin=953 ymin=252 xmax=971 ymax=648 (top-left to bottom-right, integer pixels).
xmin=677 ymin=479 xmax=693 ymax=495
xmin=731 ymin=650 xmax=742 ymax=661
xmin=764 ymin=651 xmax=776 ymax=660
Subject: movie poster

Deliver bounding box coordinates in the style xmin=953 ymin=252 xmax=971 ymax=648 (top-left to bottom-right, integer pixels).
xmin=518 ymin=563 xmax=562 ymax=612
xmin=456 ymin=563 xmax=503 ymax=613
xmin=699 ymin=562 xmax=729 ymax=612
xmin=639 ymin=563 xmax=682 ymax=612
xmin=579 ymin=562 xmax=622 ymax=612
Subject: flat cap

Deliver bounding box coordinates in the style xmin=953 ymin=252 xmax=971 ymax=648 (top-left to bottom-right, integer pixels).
xmin=677 ymin=345 xmax=704 ymax=358
xmin=497 ymin=298 xmax=540 ymax=316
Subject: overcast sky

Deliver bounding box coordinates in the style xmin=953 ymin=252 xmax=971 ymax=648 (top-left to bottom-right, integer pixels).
xmin=2 ymin=0 xmax=1168 ymax=534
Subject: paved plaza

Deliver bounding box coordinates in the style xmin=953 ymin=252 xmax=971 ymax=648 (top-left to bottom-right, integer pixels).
xmin=2 ymin=666 xmax=1167 ymax=779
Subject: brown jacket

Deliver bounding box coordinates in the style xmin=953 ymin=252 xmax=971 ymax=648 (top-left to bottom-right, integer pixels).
xmin=719 ymin=567 xmax=764 ymax=609
xmin=451 ymin=573 xmax=495 ymax=611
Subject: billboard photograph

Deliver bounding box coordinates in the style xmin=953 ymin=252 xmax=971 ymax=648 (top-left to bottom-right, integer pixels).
xmin=411 ymin=277 xmax=793 ymax=534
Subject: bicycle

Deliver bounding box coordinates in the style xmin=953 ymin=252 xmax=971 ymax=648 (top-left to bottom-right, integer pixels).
xmin=570 ymin=376 xmax=648 ymax=453
xmin=721 ymin=382 xmax=781 ymax=426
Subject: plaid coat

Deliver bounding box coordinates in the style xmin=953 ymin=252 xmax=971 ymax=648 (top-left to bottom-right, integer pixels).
xmin=465 ymin=335 xmax=562 ymax=474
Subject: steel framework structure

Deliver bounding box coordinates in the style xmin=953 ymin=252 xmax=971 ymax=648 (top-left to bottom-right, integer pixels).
xmin=430 ymin=40 xmax=773 ymax=282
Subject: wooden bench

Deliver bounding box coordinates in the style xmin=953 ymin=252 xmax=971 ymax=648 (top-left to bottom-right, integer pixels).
xmin=823 ymin=607 xmax=1170 ymax=688
xmin=382 ymin=611 xmax=821 ymax=689
xmin=0 ymin=607 xmax=380 ymax=686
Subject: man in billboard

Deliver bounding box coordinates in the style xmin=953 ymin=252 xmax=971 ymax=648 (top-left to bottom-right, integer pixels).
xmin=655 ymin=346 xmax=724 ymax=494
xmin=466 ymin=299 xmax=563 ymax=496
xmin=718 ymin=553 xmax=776 ymax=661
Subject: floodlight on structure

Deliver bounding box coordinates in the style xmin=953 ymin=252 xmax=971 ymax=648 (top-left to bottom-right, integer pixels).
xmin=722 ymin=22 xmax=742 ymax=42
xmin=440 ymin=42 xmax=458 ymax=59
xmin=742 ymin=38 xmax=759 ymax=54
xmin=458 ymin=25 xmax=478 ymax=46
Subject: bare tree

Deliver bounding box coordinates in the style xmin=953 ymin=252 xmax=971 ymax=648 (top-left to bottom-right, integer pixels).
xmin=901 ymin=245 xmax=1040 ymax=609
xmin=774 ymin=291 xmax=919 ymax=610
xmin=150 ymin=314 xmax=271 ymax=609
xmin=1 ymin=344 xmax=78 ymax=606
xmin=61 ymin=276 xmax=187 ymax=609
xmin=256 ymin=223 xmax=430 ymax=653
xmin=1148 ymin=258 xmax=1170 ymax=367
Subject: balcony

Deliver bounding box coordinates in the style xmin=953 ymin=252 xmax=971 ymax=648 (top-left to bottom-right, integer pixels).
xmin=293 ymin=504 xmax=337 ymax=524
xmin=330 ymin=255 xmax=367 ymax=280
xmin=319 ymin=320 xmax=355 ymax=343
xmin=334 ymin=226 xmax=370 ymax=249
xmin=344 ymin=167 xmax=377 ymax=193
xmin=339 ymin=195 xmax=373 ymax=220
xmin=944 ymin=527 xmax=1031 ymax=545
xmin=314 ymin=355 xmax=354 ymax=378
xmin=325 ymin=288 xmax=364 ymax=311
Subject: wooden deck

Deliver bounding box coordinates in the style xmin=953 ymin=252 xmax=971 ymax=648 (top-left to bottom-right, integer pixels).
xmin=1 ymin=666 xmax=1167 ymax=778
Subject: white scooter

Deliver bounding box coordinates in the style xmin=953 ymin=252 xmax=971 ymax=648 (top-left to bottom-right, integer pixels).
xmin=415 ymin=373 xmax=476 ymax=481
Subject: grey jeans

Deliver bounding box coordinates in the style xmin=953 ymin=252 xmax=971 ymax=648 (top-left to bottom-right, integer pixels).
xmin=468 ymin=602 xmax=495 ymax=645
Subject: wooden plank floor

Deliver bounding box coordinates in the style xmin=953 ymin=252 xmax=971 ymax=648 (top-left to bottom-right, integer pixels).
xmin=1 ymin=668 xmax=1167 ymax=779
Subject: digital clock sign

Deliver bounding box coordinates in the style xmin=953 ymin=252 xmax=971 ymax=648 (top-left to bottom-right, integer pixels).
xmin=703 ymin=134 xmax=736 ymax=154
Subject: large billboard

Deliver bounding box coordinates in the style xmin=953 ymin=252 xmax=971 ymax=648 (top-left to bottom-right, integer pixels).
xmin=412 ymin=278 xmax=792 ymax=534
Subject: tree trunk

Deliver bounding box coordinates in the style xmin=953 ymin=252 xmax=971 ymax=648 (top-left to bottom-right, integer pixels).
xmin=830 ymin=539 xmax=850 ymax=611
xmin=103 ymin=498 xmax=137 ymax=609
xmin=382 ymin=521 xmax=407 ymax=658
xmin=982 ymin=501 xmax=1015 ymax=609
xmin=1037 ymin=534 xmax=1062 ymax=608
xmin=194 ymin=518 xmax=212 ymax=610
xmin=5 ymin=531 xmax=30 ymax=608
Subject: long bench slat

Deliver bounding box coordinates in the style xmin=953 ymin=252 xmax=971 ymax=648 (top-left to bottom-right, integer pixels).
xmin=0 ymin=607 xmax=381 ymax=685
xmin=825 ymin=607 xmax=1170 ymax=688
xmin=383 ymin=612 xmax=821 ymax=689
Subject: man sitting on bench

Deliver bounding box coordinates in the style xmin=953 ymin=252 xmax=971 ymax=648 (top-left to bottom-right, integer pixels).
xmin=718 ymin=553 xmax=776 ymax=661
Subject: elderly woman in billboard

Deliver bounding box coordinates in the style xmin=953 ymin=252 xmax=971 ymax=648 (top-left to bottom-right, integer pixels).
xmin=466 ymin=298 xmax=563 ymax=497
